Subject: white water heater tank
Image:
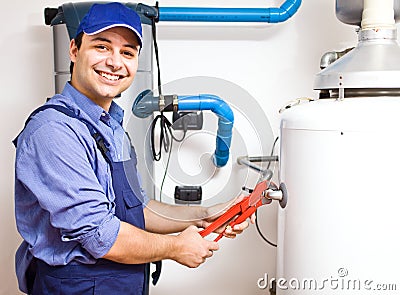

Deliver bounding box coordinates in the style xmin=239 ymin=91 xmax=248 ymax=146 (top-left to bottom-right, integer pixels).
xmin=277 ymin=97 xmax=400 ymax=294
xmin=276 ymin=1 xmax=400 ymax=293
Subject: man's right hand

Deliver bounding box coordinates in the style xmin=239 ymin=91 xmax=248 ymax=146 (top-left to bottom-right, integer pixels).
xmin=172 ymin=225 xmax=219 ymax=268
xmin=103 ymin=222 xmax=219 ymax=267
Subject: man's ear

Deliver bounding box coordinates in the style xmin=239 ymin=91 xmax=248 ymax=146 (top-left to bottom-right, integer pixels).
xmin=69 ymin=39 xmax=78 ymax=62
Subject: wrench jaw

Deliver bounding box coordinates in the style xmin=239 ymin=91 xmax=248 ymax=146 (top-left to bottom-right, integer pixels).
xmin=262 ymin=194 xmax=273 ymax=205
xmin=248 ymin=180 xmax=269 ymax=207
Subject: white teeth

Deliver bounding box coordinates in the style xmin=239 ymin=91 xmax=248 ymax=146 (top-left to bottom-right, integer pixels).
xmin=100 ymin=71 xmax=120 ymax=81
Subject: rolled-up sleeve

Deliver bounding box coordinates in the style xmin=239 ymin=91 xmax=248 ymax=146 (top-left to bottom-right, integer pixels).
xmin=66 ymin=214 xmax=120 ymax=258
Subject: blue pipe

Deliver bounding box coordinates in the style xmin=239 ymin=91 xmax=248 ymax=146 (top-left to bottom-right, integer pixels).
xmin=178 ymin=95 xmax=234 ymax=168
xmin=158 ymin=0 xmax=301 ymax=23
xmin=132 ymin=91 xmax=234 ymax=168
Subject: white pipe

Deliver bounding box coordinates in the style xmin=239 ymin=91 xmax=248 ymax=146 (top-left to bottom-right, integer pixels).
xmin=361 ymin=0 xmax=395 ymax=30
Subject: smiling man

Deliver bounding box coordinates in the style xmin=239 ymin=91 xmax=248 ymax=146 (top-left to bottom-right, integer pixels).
xmin=13 ymin=3 xmax=254 ymax=295
xmin=70 ymin=26 xmax=140 ymax=109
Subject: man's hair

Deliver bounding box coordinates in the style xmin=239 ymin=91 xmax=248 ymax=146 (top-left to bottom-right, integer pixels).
xmin=70 ymin=32 xmax=83 ymax=75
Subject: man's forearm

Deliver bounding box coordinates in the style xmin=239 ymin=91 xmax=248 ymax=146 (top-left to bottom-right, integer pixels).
xmin=102 ymin=221 xmax=177 ymax=264
xmin=102 ymin=220 xmax=219 ymax=268
xmin=144 ymin=200 xmax=208 ymax=234
xmin=103 ymin=200 xmax=210 ymax=264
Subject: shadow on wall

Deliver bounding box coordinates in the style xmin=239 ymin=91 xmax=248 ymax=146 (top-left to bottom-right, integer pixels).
xmin=158 ymin=22 xmax=287 ymax=41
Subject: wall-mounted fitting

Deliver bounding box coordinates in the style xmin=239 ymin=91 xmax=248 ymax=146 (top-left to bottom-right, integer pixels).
xmin=172 ymin=111 xmax=203 ymax=130
xmin=132 ymin=90 xmax=234 ymax=167
xmin=174 ymin=186 xmax=202 ymax=204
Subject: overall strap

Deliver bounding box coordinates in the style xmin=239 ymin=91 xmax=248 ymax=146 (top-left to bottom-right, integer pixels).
xmin=13 ymin=104 xmax=112 ymax=163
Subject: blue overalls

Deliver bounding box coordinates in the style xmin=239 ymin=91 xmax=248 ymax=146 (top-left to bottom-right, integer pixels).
xmin=14 ymin=105 xmax=151 ymax=295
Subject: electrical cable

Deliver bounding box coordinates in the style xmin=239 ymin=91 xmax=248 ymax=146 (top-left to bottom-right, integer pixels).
xmin=151 ymin=5 xmax=162 ymax=96
xmin=150 ymin=11 xmax=187 ymax=200
xmin=150 ymin=9 xmax=186 ymax=155
xmin=155 ymin=118 xmax=187 ymax=201
xmin=267 ymin=136 xmax=279 ymax=170
xmin=255 ymin=136 xmax=279 ymax=247
xmin=159 ymin=131 xmax=173 ymax=201
xmin=255 ymin=210 xmax=277 ymax=247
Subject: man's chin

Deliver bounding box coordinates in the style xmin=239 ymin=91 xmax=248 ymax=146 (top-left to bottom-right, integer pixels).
xmin=102 ymin=86 xmax=129 ymax=99
xmin=100 ymin=89 xmax=124 ymax=100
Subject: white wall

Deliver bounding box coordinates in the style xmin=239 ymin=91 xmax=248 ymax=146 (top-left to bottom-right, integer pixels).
xmin=0 ymin=0 xmax=356 ymax=294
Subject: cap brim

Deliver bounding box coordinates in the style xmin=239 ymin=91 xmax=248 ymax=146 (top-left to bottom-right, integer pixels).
xmin=84 ymin=24 xmax=143 ymax=47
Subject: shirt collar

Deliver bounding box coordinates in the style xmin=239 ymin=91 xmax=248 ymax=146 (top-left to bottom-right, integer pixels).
xmin=62 ymin=82 xmax=124 ymax=126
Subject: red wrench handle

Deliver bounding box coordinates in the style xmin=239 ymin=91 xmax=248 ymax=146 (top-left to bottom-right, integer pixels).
xmin=199 ymin=197 xmax=249 ymax=239
xmin=213 ymin=204 xmax=258 ymax=242
xmin=204 ymin=198 xmax=264 ymax=242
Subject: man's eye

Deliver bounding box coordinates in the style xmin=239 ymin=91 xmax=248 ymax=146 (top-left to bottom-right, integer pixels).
xmin=123 ymin=51 xmax=136 ymax=57
xmin=95 ymin=45 xmax=107 ymax=50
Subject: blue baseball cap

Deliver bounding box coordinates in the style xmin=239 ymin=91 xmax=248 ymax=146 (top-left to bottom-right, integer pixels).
xmin=75 ymin=2 xmax=143 ymax=48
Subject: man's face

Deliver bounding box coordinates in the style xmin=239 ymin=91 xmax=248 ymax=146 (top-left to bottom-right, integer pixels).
xmin=69 ymin=27 xmax=140 ymax=109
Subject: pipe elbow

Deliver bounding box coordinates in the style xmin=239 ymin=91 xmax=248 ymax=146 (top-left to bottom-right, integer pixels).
xmin=132 ymin=89 xmax=159 ymax=118
xmin=269 ymin=0 xmax=301 ymax=23
xmin=203 ymin=95 xmax=234 ymax=123
xmin=320 ymin=51 xmax=339 ymax=69
xmin=319 ymin=47 xmax=354 ymax=69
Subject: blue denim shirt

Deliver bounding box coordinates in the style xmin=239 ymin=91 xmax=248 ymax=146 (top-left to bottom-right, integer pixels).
xmin=14 ymin=82 xmax=149 ymax=275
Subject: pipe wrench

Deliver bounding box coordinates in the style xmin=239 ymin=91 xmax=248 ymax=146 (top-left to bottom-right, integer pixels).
xmin=199 ymin=180 xmax=272 ymax=241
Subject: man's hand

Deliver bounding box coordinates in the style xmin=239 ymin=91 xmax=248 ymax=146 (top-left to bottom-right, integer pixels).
xmin=201 ymin=195 xmax=256 ymax=239
xmin=172 ymin=225 xmax=219 ymax=268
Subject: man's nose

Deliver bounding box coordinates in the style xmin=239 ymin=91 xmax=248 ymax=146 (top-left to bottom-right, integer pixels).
xmin=105 ymin=51 xmax=123 ymax=70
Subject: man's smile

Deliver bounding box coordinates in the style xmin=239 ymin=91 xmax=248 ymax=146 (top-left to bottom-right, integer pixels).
xmin=96 ymin=70 xmax=125 ymax=81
